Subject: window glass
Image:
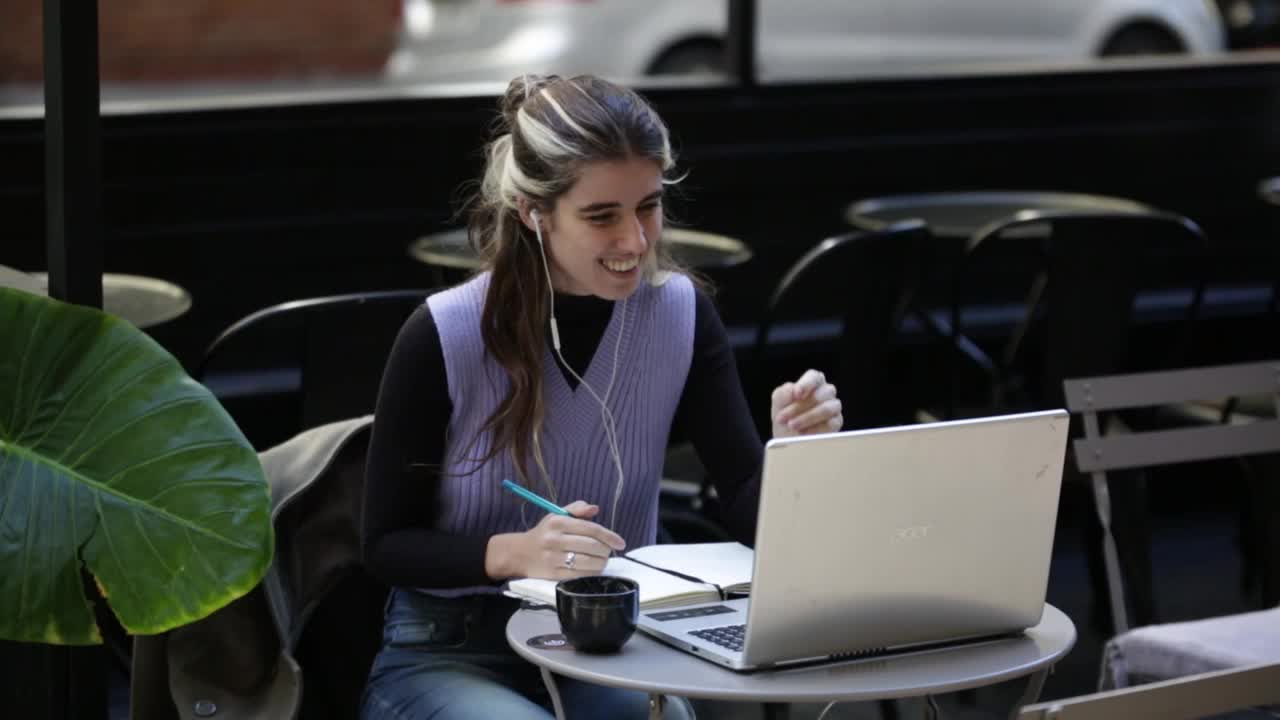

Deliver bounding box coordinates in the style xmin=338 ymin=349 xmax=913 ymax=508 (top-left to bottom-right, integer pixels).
xmin=4 ymin=1 xmax=1279 ymax=108
xmin=758 ymin=0 xmax=1277 ymax=83
xmin=0 ymin=1 xmax=730 ymax=108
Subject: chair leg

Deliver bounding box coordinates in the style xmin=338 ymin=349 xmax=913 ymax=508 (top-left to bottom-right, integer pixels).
xmin=1007 ymin=668 xmax=1050 ymax=720
xmin=1262 ymin=456 xmax=1280 ymax=607
xmin=1243 ymin=454 xmax=1280 ymax=607
xmin=1083 ymin=469 xmax=1155 ymax=633
xmin=540 ymin=667 xmax=567 ymax=720
xmin=1112 ymin=471 xmax=1156 ymax=628
xmin=1083 ymin=467 xmax=1132 ymax=634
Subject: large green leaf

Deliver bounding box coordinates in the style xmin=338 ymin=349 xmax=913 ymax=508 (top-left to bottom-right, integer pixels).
xmin=0 ymin=288 xmax=272 ymax=645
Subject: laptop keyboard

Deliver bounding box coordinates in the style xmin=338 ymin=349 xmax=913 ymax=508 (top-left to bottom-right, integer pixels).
xmin=689 ymin=624 xmax=745 ymax=652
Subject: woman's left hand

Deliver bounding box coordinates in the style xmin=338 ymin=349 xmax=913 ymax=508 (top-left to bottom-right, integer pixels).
xmin=771 ymin=369 xmax=843 ymax=439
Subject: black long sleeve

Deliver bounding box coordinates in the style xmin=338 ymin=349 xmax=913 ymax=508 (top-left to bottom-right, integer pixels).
xmin=671 ymin=293 xmax=764 ymax=545
xmin=360 ymin=288 xmax=764 ymax=590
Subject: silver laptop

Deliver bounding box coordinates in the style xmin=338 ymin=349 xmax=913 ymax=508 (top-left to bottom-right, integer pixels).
xmin=637 ymin=409 xmax=1068 ymax=671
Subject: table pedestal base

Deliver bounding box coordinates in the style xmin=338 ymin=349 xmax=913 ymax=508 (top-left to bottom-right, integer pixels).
xmin=1009 ymin=667 xmax=1050 ymax=720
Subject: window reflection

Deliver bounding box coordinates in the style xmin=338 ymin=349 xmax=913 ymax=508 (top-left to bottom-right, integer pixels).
xmin=384 ymin=0 xmax=726 ymax=84
xmin=758 ymin=0 xmax=1229 ymax=81
xmin=3 ymin=0 xmax=1280 ymax=106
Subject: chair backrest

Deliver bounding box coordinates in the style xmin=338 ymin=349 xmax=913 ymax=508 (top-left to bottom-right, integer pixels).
xmin=1063 ymin=360 xmax=1280 ymax=632
xmin=196 ymin=289 xmax=430 ymax=449
xmin=753 ymin=219 xmax=930 ymax=430
xmin=1018 ymin=661 xmax=1280 ymax=720
xmin=963 ymin=209 xmax=1208 ymax=410
xmin=1064 ymin=362 xmax=1280 ymax=475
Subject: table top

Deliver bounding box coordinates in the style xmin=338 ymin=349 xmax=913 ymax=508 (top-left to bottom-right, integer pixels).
xmin=506 ymin=603 xmax=1075 ymax=704
xmin=846 ymin=191 xmax=1152 ymax=239
xmin=409 ymin=228 xmax=753 ymax=271
xmin=0 ymin=264 xmax=45 ymax=295
xmin=16 ymin=271 xmax=192 ymax=329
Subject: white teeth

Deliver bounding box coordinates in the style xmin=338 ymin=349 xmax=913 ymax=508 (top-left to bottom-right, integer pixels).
xmin=601 ymin=258 xmax=638 ymax=272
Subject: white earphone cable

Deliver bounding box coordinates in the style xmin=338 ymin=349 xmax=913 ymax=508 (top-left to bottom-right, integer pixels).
xmin=532 ymin=210 xmax=628 ymax=530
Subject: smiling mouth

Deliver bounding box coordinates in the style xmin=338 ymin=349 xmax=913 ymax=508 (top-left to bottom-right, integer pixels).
xmin=600 ymin=258 xmax=639 ymax=274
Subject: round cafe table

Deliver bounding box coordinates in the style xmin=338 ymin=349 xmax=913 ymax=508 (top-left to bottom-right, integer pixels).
xmin=409 ymin=227 xmax=753 ymax=277
xmin=846 ymin=191 xmax=1153 ymax=243
xmin=1 ymin=267 xmax=192 ymax=329
xmin=0 ymin=264 xmax=45 ymax=295
xmin=507 ymin=603 xmax=1076 ymax=720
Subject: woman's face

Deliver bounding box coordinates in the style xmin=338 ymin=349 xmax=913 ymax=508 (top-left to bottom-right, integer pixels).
xmin=535 ymin=156 xmax=664 ymax=300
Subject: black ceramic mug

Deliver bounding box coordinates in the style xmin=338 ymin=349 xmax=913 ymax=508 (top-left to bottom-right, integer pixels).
xmin=555 ymin=576 xmax=639 ymax=653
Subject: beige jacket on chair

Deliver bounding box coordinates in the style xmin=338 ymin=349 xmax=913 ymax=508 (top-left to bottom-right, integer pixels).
xmin=131 ymin=416 xmax=378 ymax=720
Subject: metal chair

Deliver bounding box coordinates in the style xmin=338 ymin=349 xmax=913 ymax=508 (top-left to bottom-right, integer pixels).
xmin=752 ymin=219 xmax=933 ymax=432
xmin=654 ymin=221 xmax=936 ymax=562
xmin=1018 ymin=661 xmax=1280 ymax=720
xmin=955 ymin=208 xmax=1209 ymax=414
xmin=196 ymin=289 xmax=431 ymax=449
xmin=945 ymin=209 xmax=1210 ymax=631
xmin=1063 ymin=362 xmax=1280 ymax=691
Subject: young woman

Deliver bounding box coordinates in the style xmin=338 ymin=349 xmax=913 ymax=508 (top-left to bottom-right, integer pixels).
xmin=360 ymin=73 xmax=842 ymax=720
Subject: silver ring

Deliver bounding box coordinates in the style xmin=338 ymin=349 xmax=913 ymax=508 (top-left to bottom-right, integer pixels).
xmin=564 ymin=551 xmax=576 ymax=570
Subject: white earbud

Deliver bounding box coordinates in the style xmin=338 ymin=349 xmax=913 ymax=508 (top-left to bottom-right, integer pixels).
xmin=529 ymin=204 xmax=628 ymax=529
xmin=530 ymin=208 xmax=562 ymax=350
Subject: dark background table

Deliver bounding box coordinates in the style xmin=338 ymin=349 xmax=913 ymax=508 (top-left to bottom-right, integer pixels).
xmin=409 ymin=227 xmax=753 ymax=281
xmin=845 ymin=191 xmax=1153 ymax=241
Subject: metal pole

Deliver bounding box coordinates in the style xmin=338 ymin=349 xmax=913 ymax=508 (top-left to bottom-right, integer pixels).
xmin=44 ymin=0 xmax=104 ymax=308
xmin=726 ymin=0 xmax=757 ymax=87
xmin=23 ymin=1 xmax=110 ymax=717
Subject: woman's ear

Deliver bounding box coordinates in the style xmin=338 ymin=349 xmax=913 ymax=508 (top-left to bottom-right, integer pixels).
xmin=517 ymin=199 xmax=546 ymax=235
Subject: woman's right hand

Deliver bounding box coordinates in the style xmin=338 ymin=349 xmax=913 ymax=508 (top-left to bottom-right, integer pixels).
xmin=485 ymin=501 xmax=626 ymax=581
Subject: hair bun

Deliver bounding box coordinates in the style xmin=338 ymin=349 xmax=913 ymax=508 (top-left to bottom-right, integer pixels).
xmin=500 ymin=73 xmax=561 ymax=129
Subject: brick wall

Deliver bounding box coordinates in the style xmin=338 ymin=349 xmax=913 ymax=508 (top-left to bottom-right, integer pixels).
xmin=0 ymin=0 xmax=402 ymax=83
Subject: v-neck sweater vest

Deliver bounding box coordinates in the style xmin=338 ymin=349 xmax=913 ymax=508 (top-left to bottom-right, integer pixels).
xmin=424 ymin=271 xmax=696 ymax=596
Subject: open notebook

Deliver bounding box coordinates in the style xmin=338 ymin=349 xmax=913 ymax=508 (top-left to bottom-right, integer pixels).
xmin=508 ymin=542 xmax=754 ymax=610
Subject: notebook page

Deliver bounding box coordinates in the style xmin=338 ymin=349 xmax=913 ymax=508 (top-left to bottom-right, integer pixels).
xmin=624 ymin=542 xmax=754 ymax=590
xmin=507 ymin=557 xmax=717 ymax=608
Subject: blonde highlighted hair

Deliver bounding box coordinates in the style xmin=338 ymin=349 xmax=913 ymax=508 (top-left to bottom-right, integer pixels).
xmin=465 ymin=74 xmax=684 ymax=493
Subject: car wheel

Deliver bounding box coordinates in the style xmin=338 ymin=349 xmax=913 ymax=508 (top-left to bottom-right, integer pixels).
xmin=1100 ymin=23 xmax=1186 ymax=56
xmin=649 ymin=40 xmax=725 ymax=75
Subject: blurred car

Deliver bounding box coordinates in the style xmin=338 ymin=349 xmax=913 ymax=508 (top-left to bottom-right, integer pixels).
xmin=385 ymin=0 xmax=1226 ymax=84
xmin=385 ymin=0 xmax=723 ymax=82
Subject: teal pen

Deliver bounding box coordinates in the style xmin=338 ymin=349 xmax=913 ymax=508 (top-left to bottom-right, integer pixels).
xmin=501 ymin=479 xmax=571 ymax=516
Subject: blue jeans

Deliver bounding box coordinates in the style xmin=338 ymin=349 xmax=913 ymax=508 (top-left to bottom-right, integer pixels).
xmin=361 ymin=588 xmax=694 ymax=720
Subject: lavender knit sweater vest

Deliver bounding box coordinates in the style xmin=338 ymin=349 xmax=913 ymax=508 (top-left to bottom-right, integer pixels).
xmin=425 ymin=271 xmax=695 ymax=596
